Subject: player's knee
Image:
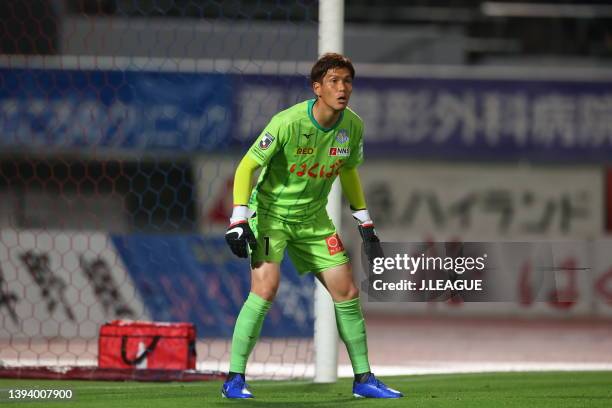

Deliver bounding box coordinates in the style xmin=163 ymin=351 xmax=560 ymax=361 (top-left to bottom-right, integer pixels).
xmin=250 ymin=262 xmax=280 ymax=301
xmin=334 ymin=284 xmax=359 ymax=302
xmin=254 ymin=289 xmax=277 ymax=302
xmin=346 ymin=285 xmax=360 ymax=300
xmin=251 ymin=282 xmax=279 ymax=301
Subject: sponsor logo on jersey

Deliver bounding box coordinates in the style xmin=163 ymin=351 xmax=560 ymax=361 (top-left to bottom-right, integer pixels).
xmin=329 ymin=147 xmax=350 ymax=157
xmin=259 ymin=132 xmax=275 ymax=150
xmin=296 ymin=147 xmax=314 ymax=155
xmin=289 ymin=159 xmax=345 ymax=179
xmin=302 ymin=133 xmax=313 ymax=139
xmin=325 ymin=233 xmax=345 ymax=255
xmin=336 ymin=129 xmax=349 ymax=144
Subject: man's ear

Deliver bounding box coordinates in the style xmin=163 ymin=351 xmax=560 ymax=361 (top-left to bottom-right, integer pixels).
xmin=312 ymin=81 xmax=321 ymax=98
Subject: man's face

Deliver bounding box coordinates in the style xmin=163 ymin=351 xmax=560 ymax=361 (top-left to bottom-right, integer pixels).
xmin=313 ymin=67 xmax=353 ymax=112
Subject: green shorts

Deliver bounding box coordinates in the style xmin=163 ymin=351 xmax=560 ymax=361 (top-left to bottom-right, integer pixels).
xmin=248 ymin=210 xmax=350 ymax=275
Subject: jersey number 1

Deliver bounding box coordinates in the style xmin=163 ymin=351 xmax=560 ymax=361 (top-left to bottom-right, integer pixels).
xmin=264 ymin=236 xmax=270 ymax=256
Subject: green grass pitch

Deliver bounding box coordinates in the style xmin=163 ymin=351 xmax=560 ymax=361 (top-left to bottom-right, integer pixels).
xmin=1 ymin=371 xmax=611 ymax=407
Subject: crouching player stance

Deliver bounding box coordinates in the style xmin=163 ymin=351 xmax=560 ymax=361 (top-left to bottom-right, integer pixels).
xmin=223 ymin=53 xmax=402 ymax=399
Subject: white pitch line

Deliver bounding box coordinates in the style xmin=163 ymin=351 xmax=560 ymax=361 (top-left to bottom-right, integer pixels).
xmin=203 ymin=361 xmax=612 ymax=379
xmin=4 ymin=359 xmax=612 ymax=381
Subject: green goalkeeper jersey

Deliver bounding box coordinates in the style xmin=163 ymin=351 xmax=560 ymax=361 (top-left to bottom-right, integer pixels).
xmin=247 ymin=99 xmax=364 ymax=223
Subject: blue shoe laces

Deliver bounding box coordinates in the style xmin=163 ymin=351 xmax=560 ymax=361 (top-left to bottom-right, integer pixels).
xmin=365 ymin=375 xmax=388 ymax=390
xmin=372 ymin=377 xmax=385 ymax=388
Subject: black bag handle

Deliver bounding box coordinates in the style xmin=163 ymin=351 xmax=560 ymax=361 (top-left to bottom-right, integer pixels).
xmin=121 ymin=336 xmax=160 ymax=366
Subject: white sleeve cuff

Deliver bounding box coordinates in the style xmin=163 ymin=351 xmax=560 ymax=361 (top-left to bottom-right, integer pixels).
xmin=230 ymin=205 xmax=255 ymax=224
xmin=351 ymin=209 xmax=372 ymax=225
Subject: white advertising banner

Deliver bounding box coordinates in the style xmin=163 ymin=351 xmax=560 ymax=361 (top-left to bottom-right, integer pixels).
xmin=351 ymin=161 xmax=602 ymax=241
xmin=0 ymin=230 xmax=149 ymax=338
xmin=349 ymin=161 xmax=604 ymax=317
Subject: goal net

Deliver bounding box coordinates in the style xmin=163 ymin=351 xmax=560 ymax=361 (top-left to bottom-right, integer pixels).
xmin=0 ymin=0 xmax=320 ymax=380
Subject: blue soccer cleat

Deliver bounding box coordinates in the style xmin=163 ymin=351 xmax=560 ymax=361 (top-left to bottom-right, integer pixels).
xmin=221 ymin=374 xmax=254 ymax=399
xmin=353 ymin=373 xmax=403 ymax=398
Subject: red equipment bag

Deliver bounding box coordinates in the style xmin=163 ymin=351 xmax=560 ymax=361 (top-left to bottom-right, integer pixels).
xmin=98 ymin=320 xmax=196 ymax=370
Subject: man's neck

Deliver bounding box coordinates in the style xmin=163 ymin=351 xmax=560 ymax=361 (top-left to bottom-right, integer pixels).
xmin=312 ymin=98 xmax=341 ymax=129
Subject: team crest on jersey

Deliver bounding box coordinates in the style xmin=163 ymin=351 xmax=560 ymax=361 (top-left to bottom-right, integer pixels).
xmin=329 ymin=147 xmax=350 ymax=157
xmin=325 ymin=233 xmax=345 ymax=255
xmin=259 ymin=132 xmax=275 ymax=150
xmin=336 ymin=129 xmax=349 ymax=144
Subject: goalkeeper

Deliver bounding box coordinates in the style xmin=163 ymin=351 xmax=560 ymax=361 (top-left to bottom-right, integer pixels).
xmin=223 ymin=53 xmax=402 ymax=399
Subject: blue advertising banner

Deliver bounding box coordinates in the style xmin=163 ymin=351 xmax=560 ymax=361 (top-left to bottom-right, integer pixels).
xmin=0 ymin=68 xmax=233 ymax=151
xmin=1 ymin=67 xmax=611 ymax=160
xmin=348 ymin=76 xmax=612 ymax=161
xmin=233 ymin=75 xmax=612 ymax=161
xmin=111 ymin=234 xmax=314 ymax=338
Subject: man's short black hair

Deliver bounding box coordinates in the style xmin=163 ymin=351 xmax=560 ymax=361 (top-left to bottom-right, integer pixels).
xmin=310 ymin=53 xmax=355 ymax=85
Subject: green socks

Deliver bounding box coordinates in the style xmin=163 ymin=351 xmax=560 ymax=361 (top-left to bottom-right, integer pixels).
xmin=334 ymin=297 xmax=371 ymax=374
xmin=229 ymin=292 xmax=272 ymax=373
xmin=229 ymin=294 xmax=369 ymax=375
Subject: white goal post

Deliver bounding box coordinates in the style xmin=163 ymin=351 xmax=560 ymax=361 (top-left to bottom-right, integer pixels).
xmin=314 ymin=0 xmax=344 ymax=384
